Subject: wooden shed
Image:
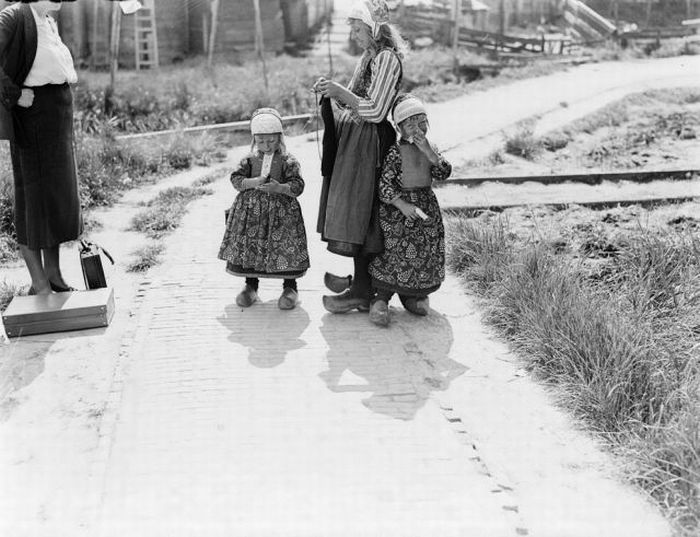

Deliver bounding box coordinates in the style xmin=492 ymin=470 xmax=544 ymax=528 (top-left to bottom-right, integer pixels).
xmin=56 ymin=0 xmax=333 ymax=70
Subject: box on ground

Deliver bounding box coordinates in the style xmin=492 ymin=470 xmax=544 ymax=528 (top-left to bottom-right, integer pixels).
xmin=2 ymin=287 xmax=115 ymax=338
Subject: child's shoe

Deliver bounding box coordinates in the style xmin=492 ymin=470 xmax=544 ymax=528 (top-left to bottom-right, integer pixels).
xmin=403 ymin=297 xmax=429 ymax=316
xmin=278 ymin=287 xmax=299 ymax=310
xmin=236 ymin=285 xmax=258 ymax=308
xmin=369 ymin=299 xmax=390 ymax=327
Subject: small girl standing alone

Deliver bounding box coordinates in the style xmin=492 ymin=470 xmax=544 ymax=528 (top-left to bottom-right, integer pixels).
xmin=368 ymin=94 xmax=452 ymax=326
xmin=218 ymin=108 xmax=310 ymax=310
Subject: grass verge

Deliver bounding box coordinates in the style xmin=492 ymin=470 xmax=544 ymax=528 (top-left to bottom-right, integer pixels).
xmin=126 ymin=243 xmax=166 ymax=273
xmin=129 ymin=184 xmax=214 ymax=240
xmin=445 ymin=213 xmax=700 ymax=535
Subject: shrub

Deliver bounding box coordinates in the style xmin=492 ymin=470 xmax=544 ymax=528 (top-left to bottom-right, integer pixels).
xmin=504 ymin=124 xmax=542 ymax=160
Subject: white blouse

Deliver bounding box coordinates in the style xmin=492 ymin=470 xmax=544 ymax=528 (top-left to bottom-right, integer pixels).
xmin=23 ymin=8 xmax=78 ymax=87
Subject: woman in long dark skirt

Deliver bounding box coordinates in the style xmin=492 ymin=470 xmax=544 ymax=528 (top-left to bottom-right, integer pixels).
xmin=314 ymin=0 xmax=406 ymax=313
xmin=0 ymin=0 xmax=82 ymax=295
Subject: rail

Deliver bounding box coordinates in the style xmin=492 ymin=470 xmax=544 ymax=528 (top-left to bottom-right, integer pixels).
xmin=115 ymin=113 xmax=315 ymax=141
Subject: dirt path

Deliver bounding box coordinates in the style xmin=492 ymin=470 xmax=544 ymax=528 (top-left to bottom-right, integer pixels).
xmin=3 ymin=55 xmax=698 ymax=536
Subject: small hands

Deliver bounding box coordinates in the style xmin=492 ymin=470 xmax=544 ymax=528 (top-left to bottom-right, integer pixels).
xmin=257 ymin=179 xmax=290 ymax=196
xmin=17 ymin=88 xmax=34 ymax=108
xmin=410 ymin=130 xmax=439 ymax=164
xmin=395 ymin=199 xmax=422 ymax=222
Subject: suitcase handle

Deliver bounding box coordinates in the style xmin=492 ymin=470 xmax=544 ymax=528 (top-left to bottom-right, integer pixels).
xmin=80 ymin=240 xmax=115 ymax=265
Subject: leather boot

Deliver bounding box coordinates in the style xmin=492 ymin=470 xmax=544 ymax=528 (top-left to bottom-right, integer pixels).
xmin=369 ymin=299 xmax=390 ymax=326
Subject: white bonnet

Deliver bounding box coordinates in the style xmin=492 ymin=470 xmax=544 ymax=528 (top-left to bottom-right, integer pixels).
xmin=250 ymin=108 xmax=283 ymax=135
xmin=392 ymin=95 xmax=427 ymax=125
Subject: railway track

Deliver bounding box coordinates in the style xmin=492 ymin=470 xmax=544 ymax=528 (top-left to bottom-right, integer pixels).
xmin=113 ymin=117 xmax=699 ymax=212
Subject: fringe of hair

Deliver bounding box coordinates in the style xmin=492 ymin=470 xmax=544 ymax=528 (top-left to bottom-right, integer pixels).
xmin=250 ymin=133 xmax=287 ymax=156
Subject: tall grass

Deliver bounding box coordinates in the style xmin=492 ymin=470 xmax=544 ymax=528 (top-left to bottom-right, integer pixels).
xmin=445 ymin=215 xmax=700 ymax=534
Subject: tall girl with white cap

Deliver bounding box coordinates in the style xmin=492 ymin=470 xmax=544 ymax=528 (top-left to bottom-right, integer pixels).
xmin=367 ymin=93 xmax=452 ymax=326
xmin=314 ymin=0 xmax=408 ymax=315
xmin=218 ymin=107 xmax=310 ymax=310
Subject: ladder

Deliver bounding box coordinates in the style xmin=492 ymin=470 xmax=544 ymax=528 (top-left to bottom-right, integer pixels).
xmin=134 ymin=0 xmax=159 ymax=70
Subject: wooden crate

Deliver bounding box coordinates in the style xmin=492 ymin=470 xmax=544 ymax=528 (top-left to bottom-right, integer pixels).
xmin=2 ymin=288 xmax=115 ymax=338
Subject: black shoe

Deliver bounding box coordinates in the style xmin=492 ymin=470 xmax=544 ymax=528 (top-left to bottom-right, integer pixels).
xmin=322 ymin=290 xmax=370 ymax=313
xmin=324 ymin=272 xmax=352 ymax=294
xmin=50 ymin=281 xmax=76 ymax=293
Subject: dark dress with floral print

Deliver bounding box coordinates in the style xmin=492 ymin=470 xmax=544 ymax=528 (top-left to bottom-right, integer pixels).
xmin=369 ymin=142 xmax=452 ymax=297
xmin=218 ymin=150 xmax=310 ymax=278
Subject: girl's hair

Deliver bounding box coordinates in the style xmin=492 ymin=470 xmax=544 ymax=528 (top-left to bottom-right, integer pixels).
xmin=251 ymin=133 xmax=286 ymax=155
xmin=372 ymin=23 xmax=409 ymax=60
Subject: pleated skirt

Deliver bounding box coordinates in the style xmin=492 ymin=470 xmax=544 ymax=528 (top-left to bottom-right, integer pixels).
xmin=11 ymin=83 xmax=82 ymax=249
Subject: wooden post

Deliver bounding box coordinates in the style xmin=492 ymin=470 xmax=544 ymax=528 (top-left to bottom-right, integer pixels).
xmin=499 ymin=0 xmax=506 ymax=35
xmin=90 ymin=0 xmax=99 ymax=70
xmin=452 ymin=0 xmax=460 ymax=73
xmin=109 ymin=1 xmax=122 ymax=91
xmin=252 ymin=0 xmax=270 ymax=93
xmin=208 ymin=0 xmax=220 ymax=68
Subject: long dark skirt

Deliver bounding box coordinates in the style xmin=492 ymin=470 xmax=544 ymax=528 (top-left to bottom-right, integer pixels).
xmin=369 ymin=187 xmax=445 ymax=297
xmin=317 ymin=104 xmax=395 ymax=257
xmin=11 ymin=83 xmax=82 ymax=249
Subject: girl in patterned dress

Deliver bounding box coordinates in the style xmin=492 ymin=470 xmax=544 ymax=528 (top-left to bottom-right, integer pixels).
xmin=218 ymin=108 xmax=310 ymax=310
xmin=368 ymin=94 xmax=452 ymax=326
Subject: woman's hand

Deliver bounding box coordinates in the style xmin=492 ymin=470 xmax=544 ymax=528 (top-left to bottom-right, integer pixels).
xmin=316 ymin=78 xmax=343 ymax=99
xmin=258 ymin=179 xmax=292 ymax=196
xmin=17 ymin=88 xmax=34 ymax=108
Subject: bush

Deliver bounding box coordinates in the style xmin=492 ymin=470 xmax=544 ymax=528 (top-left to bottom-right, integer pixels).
xmin=504 ymin=124 xmax=542 ymax=160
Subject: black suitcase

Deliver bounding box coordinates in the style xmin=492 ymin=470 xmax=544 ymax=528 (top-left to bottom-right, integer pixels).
xmin=79 ymin=240 xmax=114 ymax=290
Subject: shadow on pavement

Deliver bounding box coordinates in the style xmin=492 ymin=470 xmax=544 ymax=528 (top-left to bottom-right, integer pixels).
xmin=318 ymin=309 xmax=467 ymax=420
xmin=0 ymin=340 xmax=49 ymax=422
xmin=220 ymin=302 xmax=311 ymax=368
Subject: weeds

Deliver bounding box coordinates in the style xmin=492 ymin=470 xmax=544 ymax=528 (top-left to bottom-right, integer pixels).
xmin=0 ymin=280 xmax=24 ymax=312
xmin=129 ymin=185 xmax=213 ymax=239
xmin=445 ymin=213 xmax=700 ymax=533
xmin=504 ymin=124 xmax=542 ymax=160
xmin=126 ymin=243 xmax=165 ymax=273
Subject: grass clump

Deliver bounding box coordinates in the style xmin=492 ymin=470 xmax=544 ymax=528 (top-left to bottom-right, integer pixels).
xmin=0 ymin=281 xmax=25 ymax=312
xmin=129 ymin=185 xmax=213 ymax=239
xmin=445 ymin=214 xmax=700 ymax=533
xmin=126 ymin=243 xmax=165 ymax=273
xmin=503 ymin=124 xmax=542 ymax=160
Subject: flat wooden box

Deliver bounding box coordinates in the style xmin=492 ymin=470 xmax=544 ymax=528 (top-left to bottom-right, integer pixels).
xmin=2 ymin=287 xmax=115 ymax=338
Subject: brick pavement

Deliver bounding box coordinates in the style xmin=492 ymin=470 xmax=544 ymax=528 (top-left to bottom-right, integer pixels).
xmin=93 ymin=140 xmax=524 ymax=537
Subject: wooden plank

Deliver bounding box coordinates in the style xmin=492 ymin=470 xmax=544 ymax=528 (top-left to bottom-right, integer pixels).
xmin=442 ymin=195 xmax=697 ymax=214
xmin=114 ymin=113 xmax=313 ymax=141
xmin=436 ymin=169 xmax=699 ymax=187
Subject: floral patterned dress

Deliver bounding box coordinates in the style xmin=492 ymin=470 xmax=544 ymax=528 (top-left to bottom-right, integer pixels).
xmin=369 ymin=142 xmax=452 ymax=296
xmin=218 ymin=150 xmax=310 ymax=278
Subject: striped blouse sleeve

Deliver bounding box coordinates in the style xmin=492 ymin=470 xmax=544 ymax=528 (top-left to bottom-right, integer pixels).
xmin=356 ymin=50 xmax=401 ymax=124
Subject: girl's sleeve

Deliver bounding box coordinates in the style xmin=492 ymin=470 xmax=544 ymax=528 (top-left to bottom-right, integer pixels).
xmin=282 ymin=154 xmax=304 ymax=197
xmin=378 ymin=145 xmax=403 ymax=204
xmin=230 ymin=156 xmax=252 ymax=191
xmin=0 ymin=10 xmax=21 ymax=110
xmin=430 ymin=146 xmax=452 ymax=182
xmin=356 ymin=51 xmax=401 ymax=124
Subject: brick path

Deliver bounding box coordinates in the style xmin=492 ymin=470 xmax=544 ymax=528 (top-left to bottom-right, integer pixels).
xmin=94 ymin=139 xmax=523 ymax=537
xmin=90 ymin=129 xmax=675 ymax=536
